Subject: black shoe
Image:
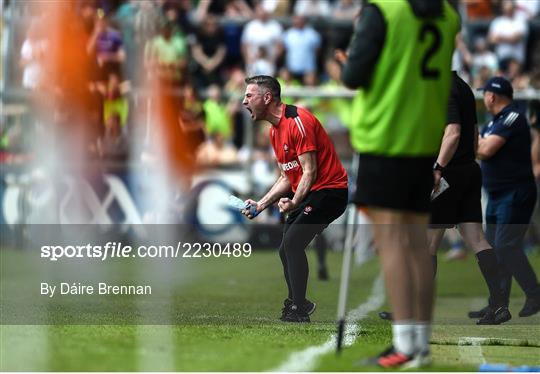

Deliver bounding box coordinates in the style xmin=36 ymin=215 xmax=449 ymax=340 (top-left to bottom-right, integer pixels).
xmin=476 ymin=306 xmax=512 ymax=325
xmin=519 ymin=297 xmax=540 ymax=317
xmin=280 ymin=298 xmax=316 ymax=320
xmin=280 ymin=298 xmax=293 ymax=320
xmin=302 ymin=299 xmax=317 ymax=315
xmin=378 ymin=311 xmax=393 ymax=321
xmin=281 ymin=304 xmax=310 ymax=323
xmin=318 ymin=267 xmax=329 ymax=280
xmin=468 ymin=305 xmax=490 ymax=319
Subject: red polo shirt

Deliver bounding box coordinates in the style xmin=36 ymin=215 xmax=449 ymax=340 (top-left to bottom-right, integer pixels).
xmin=270 ymin=104 xmax=348 ymax=193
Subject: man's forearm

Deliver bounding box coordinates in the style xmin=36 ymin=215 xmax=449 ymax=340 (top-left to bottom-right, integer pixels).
xmin=476 ymin=144 xmax=489 ymax=160
xmin=191 ymin=45 xmax=206 ymax=66
xmin=503 ymin=33 xmax=523 ymax=44
xmin=291 ymin=170 xmax=316 ymax=206
xmin=258 ymin=176 xmax=291 ymax=210
xmin=477 ymin=134 xmax=508 ymax=161
xmin=437 ymin=128 xmax=460 ymax=166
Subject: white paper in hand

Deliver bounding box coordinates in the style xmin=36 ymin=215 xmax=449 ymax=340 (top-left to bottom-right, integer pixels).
xmin=431 ymin=177 xmax=449 ymax=200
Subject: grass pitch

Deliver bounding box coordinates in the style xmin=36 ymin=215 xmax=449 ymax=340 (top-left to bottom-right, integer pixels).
xmin=1 ymin=246 xmax=539 ymax=371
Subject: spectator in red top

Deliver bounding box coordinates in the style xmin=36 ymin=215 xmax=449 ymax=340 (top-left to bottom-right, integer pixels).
xmin=241 ymin=75 xmax=348 ymax=323
xmin=465 ymin=0 xmax=493 ymax=20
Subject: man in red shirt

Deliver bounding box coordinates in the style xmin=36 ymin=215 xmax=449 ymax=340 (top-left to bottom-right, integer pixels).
xmin=242 ymin=75 xmax=348 ymax=322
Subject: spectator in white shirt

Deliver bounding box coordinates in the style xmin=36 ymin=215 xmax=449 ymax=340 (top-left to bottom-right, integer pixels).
xmin=515 ymin=0 xmax=539 ymax=20
xmin=471 ymin=37 xmax=499 ymax=78
xmin=331 ymin=0 xmax=361 ymax=21
xmin=247 ymin=47 xmax=276 ymax=77
xmin=20 ymin=19 xmax=48 ymax=90
xmin=488 ymin=0 xmax=528 ymax=69
xmin=294 ymin=0 xmax=331 ymax=18
xmin=241 ymin=5 xmax=283 ymax=66
xmin=281 ymin=15 xmax=321 ymax=85
xmin=260 ymin=0 xmax=291 ymax=17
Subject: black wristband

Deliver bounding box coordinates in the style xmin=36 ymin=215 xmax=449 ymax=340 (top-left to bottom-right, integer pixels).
xmin=433 ymin=162 xmax=445 ymax=172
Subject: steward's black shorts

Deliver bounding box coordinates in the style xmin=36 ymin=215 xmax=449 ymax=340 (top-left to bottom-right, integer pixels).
xmin=285 ymin=188 xmax=348 ymax=226
xmin=430 ymin=162 xmax=483 ymax=228
xmin=353 ymin=153 xmax=435 ymax=213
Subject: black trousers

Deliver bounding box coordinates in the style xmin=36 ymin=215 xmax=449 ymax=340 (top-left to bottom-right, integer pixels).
xmin=278 ymin=188 xmax=348 ymax=305
xmin=485 ymin=183 xmax=540 ymax=304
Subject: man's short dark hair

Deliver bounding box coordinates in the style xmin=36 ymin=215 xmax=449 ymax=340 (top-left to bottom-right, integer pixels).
xmin=244 ymin=75 xmax=281 ymax=102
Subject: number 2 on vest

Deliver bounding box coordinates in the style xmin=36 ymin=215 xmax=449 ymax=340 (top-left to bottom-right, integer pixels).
xmin=419 ymin=23 xmax=442 ymax=79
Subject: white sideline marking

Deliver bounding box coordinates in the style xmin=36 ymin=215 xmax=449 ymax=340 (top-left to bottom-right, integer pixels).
xmin=136 ymin=259 xmax=177 ymax=371
xmin=458 ymin=337 xmax=487 ymax=365
xmin=136 ymin=325 xmax=175 ymax=371
xmin=271 ymin=275 xmax=384 ymax=372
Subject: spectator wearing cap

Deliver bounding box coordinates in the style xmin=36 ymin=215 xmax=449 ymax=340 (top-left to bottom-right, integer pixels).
xmin=477 ymin=76 xmax=540 ymax=318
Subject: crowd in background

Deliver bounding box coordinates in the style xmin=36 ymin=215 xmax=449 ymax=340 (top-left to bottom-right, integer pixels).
xmin=2 ymin=0 xmax=540 ymax=169
xmin=455 ymin=0 xmax=540 ymax=90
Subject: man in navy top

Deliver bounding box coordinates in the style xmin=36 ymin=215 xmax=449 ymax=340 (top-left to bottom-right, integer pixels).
xmin=477 ymin=76 xmax=540 ymax=318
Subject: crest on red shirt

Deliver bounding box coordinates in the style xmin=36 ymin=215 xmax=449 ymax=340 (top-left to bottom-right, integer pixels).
xmin=304 ymin=205 xmax=312 ymax=215
xmin=283 ymin=143 xmax=289 ymax=153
